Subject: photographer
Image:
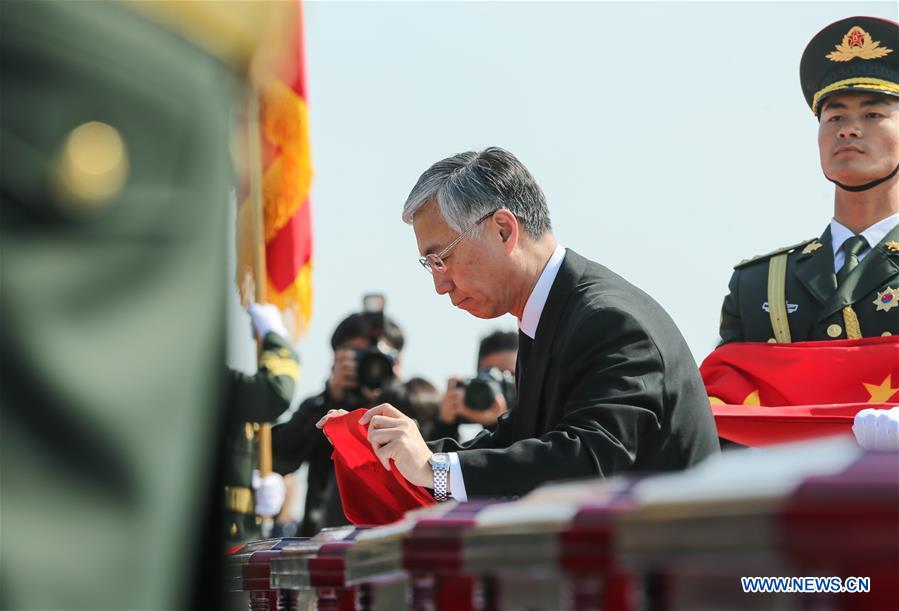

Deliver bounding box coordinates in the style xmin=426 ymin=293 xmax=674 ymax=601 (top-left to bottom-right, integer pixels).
xmin=271 ymin=298 xmax=417 ymax=535
xmin=430 ymin=330 xmax=518 ymax=441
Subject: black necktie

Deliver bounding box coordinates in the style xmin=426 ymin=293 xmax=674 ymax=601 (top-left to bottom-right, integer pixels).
xmin=517 ymin=330 xmax=533 ymax=383
xmin=836 ymin=235 xmax=868 ymax=286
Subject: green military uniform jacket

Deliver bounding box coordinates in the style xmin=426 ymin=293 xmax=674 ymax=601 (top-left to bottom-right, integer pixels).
xmin=1 ymin=2 xmax=241 ymax=609
xmin=225 ymin=332 xmax=299 ymax=545
xmin=1 ymin=1 xmax=293 ymax=609
xmin=720 ymin=224 xmax=899 ymax=343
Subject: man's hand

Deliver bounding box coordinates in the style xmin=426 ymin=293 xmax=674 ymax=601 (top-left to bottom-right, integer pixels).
xmin=361 ymin=403 xmax=434 ymax=488
xmin=853 ymin=406 xmax=899 ymax=451
xmin=438 ymin=377 xmax=465 ymax=424
xmin=252 ymin=470 xmax=286 ymax=517
xmin=315 ymin=408 xmax=349 ymax=433
xmin=457 ymin=392 xmax=508 ymax=427
xmin=327 ymin=350 xmax=358 ymax=402
xmin=247 ymin=303 xmax=288 ymax=340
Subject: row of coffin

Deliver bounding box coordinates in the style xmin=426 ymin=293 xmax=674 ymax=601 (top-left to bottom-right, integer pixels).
xmin=227 ymin=435 xmax=898 ymax=611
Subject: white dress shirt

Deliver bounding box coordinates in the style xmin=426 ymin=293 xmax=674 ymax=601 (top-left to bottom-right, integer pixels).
xmin=447 ymin=244 xmax=567 ymax=502
xmin=831 ymin=213 xmax=899 ymax=273
xmin=519 ymin=244 xmax=568 ymax=339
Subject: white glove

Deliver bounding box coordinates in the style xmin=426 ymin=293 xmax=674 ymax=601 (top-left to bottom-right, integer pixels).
xmin=248 ymin=303 xmax=288 ymax=340
xmin=852 ymin=406 xmax=899 ymax=451
xmin=252 ymin=470 xmax=286 ymax=517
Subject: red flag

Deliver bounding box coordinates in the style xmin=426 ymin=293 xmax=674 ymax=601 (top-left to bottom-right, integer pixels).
xmin=324 ymin=410 xmax=436 ymax=526
xmin=700 ymin=337 xmax=899 ymax=445
xmin=237 ymin=0 xmax=313 ymax=338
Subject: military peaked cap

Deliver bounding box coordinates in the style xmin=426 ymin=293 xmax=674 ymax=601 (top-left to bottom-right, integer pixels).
xmin=800 ymin=16 xmax=899 ymax=115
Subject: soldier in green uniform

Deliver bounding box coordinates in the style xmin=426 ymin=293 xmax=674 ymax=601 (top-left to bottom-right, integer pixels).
xmin=225 ymin=303 xmax=298 ymax=546
xmin=720 ymin=16 xmax=899 ymax=344
xmin=0 ymin=1 xmax=286 ymax=609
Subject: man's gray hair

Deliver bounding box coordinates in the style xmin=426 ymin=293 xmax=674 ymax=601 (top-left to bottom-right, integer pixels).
xmin=401 ymin=147 xmax=552 ymax=239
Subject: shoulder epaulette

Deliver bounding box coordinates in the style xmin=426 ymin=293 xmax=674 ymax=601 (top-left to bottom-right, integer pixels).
xmin=734 ymin=237 xmax=817 ymax=269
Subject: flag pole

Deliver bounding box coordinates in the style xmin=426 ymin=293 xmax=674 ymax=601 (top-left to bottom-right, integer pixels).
xmin=247 ymin=87 xmax=274 ymax=480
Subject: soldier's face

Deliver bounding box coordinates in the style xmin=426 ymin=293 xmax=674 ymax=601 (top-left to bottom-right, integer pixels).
xmin=412 ymin=202 xmax=513 ymax=320
xmin=818 ymin=92 xmax=899 ymax=186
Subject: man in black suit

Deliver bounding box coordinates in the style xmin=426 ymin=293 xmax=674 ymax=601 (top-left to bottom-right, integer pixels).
xmin=318 ymin=147 xmax=719 ymax=501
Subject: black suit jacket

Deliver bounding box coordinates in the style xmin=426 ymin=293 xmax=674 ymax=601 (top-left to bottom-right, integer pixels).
xmin=429 ymin=250 xmax=720 ymax=497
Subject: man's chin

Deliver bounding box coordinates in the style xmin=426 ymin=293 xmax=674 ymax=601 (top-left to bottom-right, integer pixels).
xmin=459 ymin=302 xmax=502 ymax=320
xmin=827 ymin=166 xmax=887 ymax=187
xmin=456 ymin=300 xmax=477 ymax=316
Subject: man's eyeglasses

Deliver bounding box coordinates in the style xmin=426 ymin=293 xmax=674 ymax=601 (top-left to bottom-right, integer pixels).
xmin=418 ymin=210 xmax=498 ymax=274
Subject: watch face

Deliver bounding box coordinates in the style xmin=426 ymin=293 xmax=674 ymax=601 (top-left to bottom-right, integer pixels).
xmin=431 ymin=453 xmax=449 ymax=468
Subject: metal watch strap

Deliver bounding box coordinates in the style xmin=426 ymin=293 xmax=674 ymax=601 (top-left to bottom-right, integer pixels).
xmin=431 ymin=453 xmax=450 ymax=502
xmin=432 ymin=465 xmax=448 ymax=502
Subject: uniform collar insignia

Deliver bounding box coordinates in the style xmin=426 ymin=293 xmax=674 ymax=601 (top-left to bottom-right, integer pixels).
xmin=885 ymin=240 xmax=899 ymax=253
xmin=873 ymin=287 xmax=899 ymax=312
xmin=826 ymin=26 xmax=893 ymax=62
xmin=801 ymin=241 xmax=824 ymax=255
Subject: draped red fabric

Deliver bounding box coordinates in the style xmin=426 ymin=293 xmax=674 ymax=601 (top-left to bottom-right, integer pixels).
xmin=709 ymin=402 xmax=896 ymax=446
xmin=700 ymin=337 xmax=899 ymax=446
xmin=324 ymin=409 xmax=436 ymax=526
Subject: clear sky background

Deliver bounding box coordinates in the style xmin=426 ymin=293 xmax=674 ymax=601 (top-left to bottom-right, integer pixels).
xmin=228 ymin=1 xmax=897 ymax=405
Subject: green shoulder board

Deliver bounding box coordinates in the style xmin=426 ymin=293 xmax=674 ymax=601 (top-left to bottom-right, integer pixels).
xmin=734 ymin=238 xmax=818 ymax=269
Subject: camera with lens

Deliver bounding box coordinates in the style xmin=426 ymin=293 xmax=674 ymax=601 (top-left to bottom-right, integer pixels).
xmin=350 ymin=294 xmax=398 ymax=394
xmin=455 ymin=367 xmax=517 ymax=412
xmin=353 ymin=343 xmax=397 ymax=391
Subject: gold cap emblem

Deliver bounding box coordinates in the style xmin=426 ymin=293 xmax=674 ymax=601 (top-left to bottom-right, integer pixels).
xmin=802 ymin=241 xmax=824 ymax=255
xmin=826 ymin=26 xmax=893 ymax=62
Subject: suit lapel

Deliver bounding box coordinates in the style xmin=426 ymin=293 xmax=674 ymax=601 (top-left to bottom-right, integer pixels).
xmin=819 ymin=224 xmax=899 ymax=321
xmin=793 ymin=226 xmax=837 ymax=306
xmin=512 ymin=249 xmax=583 ymax=441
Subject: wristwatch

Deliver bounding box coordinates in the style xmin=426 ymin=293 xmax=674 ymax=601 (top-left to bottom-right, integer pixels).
xmin=429 ymin=453 xmax=450 ymax=502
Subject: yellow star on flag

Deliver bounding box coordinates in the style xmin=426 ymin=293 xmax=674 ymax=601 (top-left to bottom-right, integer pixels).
xmin=864 ymin=375 xmax=899 ymax=403
xmin=742 ymin=390 xmax=761 ymax=406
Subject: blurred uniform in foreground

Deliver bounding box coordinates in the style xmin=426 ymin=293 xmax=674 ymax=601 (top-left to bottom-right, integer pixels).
xmin=0 ymin=1 xmax=286 ymax=608
xmin=719 ymin=17 xmax=899 ymax=344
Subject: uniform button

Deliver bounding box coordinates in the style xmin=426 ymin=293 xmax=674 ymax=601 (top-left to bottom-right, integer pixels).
xmin=230 ymin=522 xmax=239 ymax=536
xmin=767 ymin=338 xmax=777 ymax=344
xmin=827 ymin=324 xmax=842 ymax=338
xmin=883 ymin=332 xmax=893 ymax=337
xmin=55 ymin=121 xmax=128 ymax=211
